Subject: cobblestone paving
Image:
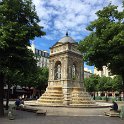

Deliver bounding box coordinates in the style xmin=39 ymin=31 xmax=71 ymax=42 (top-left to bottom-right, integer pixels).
xmin=0 ymin=110 xmax=124 ymax=124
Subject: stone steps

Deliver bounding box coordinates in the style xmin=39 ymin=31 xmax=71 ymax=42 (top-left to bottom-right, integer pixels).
xmin=105 ymin=111 xmax=120 ymax=117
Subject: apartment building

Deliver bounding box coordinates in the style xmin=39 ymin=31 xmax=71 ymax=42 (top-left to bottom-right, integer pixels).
xmin=84 ymin=68 xmax=93 ymax=79
xmin=29 ymin=43 xmax=49 ymax=68
xmin=94 ymin=66 xmax=114 ymax=78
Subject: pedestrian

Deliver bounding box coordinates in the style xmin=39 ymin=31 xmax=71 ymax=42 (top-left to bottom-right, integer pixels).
xmin=15 ymin=98 xmax=20 ymax=107
xmin=110 ymin=101 xmax=118 ymax=111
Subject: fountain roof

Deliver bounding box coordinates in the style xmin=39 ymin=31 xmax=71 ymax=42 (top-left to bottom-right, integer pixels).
xmin=50 ymin=32 xmax=77 ymax=48
xmin=58 ymin=36 xmax=76 ymax=43
xmin=58 ymin=32 xmax=76 ymax=43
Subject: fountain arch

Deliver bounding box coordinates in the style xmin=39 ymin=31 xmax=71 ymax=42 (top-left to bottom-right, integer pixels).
xmin=54 ymin=61 xmax=61 ymax=80
xmin=72 ymin=63 xmax=76 ymax=79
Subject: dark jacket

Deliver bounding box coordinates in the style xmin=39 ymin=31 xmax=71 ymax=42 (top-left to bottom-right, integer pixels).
xmin=111 ymin=102 xmax=118 ymax=111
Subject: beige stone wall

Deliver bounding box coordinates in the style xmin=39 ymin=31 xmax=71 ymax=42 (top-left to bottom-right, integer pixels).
xmin=37 ymin=37 xmax=95 ymax=106
xmin=48 ymin=42 xmax=83 ymax=87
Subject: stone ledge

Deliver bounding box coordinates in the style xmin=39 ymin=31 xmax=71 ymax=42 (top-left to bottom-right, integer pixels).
xmin=105 ymin=111 xmax=120 ymax=117
xmin=36 ymin=110 xmax=47 ymax=116
xmin=20 ymin=106 xmax=38 ymax=113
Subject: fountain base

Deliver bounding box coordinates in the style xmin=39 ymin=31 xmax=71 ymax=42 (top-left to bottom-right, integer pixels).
xmin=37 ymin=86 xmax=96 ymax=107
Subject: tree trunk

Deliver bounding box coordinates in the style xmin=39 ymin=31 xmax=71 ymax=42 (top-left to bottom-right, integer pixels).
xmin=122 ymin=74 xmax=124 ymax=101
xmin=96 ymin=91 xmax=98 ymax=97
xmin=105 ymin=91 xmax=108 ymax=102
xmin=5 ymin=83 xmax=10 ymax=110
xmin=119 ymin=91 xmax=121 ymax=101
xmin=0 ymin=72 xmax=4 ymax=117
xmin=93 ymin=92 xmax=96 ymax=100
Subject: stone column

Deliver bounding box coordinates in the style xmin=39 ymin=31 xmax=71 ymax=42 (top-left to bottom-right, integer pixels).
xmin=79 ymin=61 xmax=83 ymax=88
xmin=62 ymin=86 xmax=71 ymax=105
xmin=62 ymin=56 xmax=71 ymax=105
xmin=48 ymin=60 xmax=52 ymax=80
xmin=48 ymin=60 xmax=55 ymax=86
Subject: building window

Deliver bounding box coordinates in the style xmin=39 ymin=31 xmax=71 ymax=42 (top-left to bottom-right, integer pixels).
xmin=35 ymin=49 xmax=38 ymax=54
xmin=39 ymin=50 xmax=41 ymax=55
xmin=41 ymin=51 xmax=43 ymax=56
xmin=54 ymin=61 xmax=61 ymax=80
xmin=42 ymin=52 xmax=45 ymax=57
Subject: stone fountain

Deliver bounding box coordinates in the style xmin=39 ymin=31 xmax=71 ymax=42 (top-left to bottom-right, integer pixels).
xmin=37 ymin=33 xmax=95 ymax=107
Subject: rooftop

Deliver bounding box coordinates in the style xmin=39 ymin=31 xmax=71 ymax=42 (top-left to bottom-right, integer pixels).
xmin=58 ymin=32 xmax=76 ymax=43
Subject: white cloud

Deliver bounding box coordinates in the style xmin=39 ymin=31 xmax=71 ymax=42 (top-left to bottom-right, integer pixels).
xmin=32 ymin=0 xmax=123 ymax=41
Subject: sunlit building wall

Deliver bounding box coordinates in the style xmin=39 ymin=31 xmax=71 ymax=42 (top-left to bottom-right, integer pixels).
xmin=28 ymin=43 xmax=49 ymax=68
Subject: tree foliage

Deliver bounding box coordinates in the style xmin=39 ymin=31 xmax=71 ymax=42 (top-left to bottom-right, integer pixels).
xmin=20 ymin=67 xmax=49 ymax=89
xmin=79 ymin=3 xmax=124 ymax=80
xmin=112 ymin=75 xmax=123 ymax=92
xmin=0 ymin=0 xmax=45 ymax=73
xmin=35 ymin=67 xmax=49 ymax=90
xmin=84 ymin=74 xmax=100 ymax=92
xmin=98 ymin=76 xmax=113 ymax=92
xmin=84 ymin=75 xmax=123 ymax=100
xmin=0 ymin=0 xmax=45 ymax=116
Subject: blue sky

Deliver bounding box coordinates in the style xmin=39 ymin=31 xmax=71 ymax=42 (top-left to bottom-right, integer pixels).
xmin=32 ymin=0 xmax=123 ymax=73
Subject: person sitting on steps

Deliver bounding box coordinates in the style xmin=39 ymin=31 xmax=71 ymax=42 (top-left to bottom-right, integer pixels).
xmin=110 ymin=101 xmax=118 ymax=112
xmin=15 ymin=98 xmax=21 ymax=108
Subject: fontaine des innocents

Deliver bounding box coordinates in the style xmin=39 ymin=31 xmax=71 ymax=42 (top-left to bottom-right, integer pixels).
xmin=37 ymin=33 xmax=95 ymax=107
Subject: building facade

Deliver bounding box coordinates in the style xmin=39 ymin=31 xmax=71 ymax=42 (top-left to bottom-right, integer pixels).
xmin=94 ymin=66 xmax=113 ymax=78
xmin=29 ymin=43 xmax=49 ymax=68
xmin=84 ymin=68 xmax=93 ymax=78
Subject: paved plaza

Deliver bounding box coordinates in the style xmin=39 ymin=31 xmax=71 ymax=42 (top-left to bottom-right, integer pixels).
xmin=1 ymin=101 xmax=124 ymax=124
xmin=0 ymin=110 xmax=124 ymax=124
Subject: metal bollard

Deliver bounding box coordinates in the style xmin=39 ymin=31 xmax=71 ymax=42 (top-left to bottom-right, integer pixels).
xmin=8 ymin=105 xmax=16 ymax=120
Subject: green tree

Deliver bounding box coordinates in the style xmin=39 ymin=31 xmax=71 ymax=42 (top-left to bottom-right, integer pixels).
xmin=112 ymin=75 xmax=123 ymax=100
xmin=0 ymin=0 xmax=45 ymax=116
xmin=21 ymin=67 xmax=49 ymax=98
xmin=35 ymin=67 xmax=49 ymax=93
xmin=112 ymin=75 xmax=123 ymax=91
xmin=98 ymin=76 xmax=112 ymax=101
xmin=84 ymin=74 xmax=100 ymax=100
xmin=20 ymin=67 xmax=49 ymax=90
xmin=4 ymin=69 xmax=23 ymax=110
xmin=79 ymin=3 xmax=124 ymax=99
